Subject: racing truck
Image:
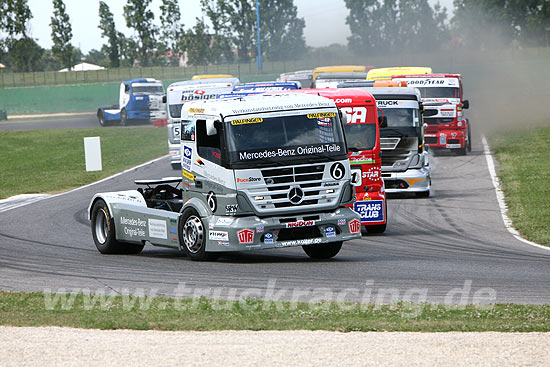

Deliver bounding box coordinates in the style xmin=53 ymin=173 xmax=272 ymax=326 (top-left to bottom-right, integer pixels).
xmin=392 ymin=74 xmax=471 ymax=155
xmin=313 ymin=73 xmax=368 ymax=88
xmin=277 ymin=70 xmax=313 ymax=89
xmin=97 ymin=78 xmax=166 ymax=126
xmin=165 ymin=78 xmax=240 ymax=169
xmin=89 ymin=93 xmax=362 ymax=260
xmin=339 ymin=84 xmax=436 ymax=197
xmin=280 ymin=88 xmax=387 ymax=233
xmin=217 ymin=81 xmax=300 ymax=99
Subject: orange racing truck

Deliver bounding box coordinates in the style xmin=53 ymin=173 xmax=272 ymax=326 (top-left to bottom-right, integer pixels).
xmin=392 ymin=74 xmax=471 ymax=155
xmin=277 ymin=88 xmax=387 ymax=233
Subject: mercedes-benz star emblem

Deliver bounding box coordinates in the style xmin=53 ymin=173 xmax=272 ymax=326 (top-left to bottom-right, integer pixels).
xmin=288 ymin=187 xmax=304 ymax=205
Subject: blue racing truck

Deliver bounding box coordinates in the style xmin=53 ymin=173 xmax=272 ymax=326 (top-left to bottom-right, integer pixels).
xmin=97 ymin=78 xmax=167 ymax=126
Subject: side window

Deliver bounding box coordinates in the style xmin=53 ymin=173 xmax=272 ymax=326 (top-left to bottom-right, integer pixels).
xmin=125 ymin=84 xmax=130 ymax=93
xmin=181 ymin=120 xmax=195 ymax=141
xmin=196 ymin=120 xmax=222 ymax=164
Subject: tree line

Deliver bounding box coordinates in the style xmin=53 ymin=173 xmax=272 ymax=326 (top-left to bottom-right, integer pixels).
xmin=1 ymin=0 xmax=549 ymax=73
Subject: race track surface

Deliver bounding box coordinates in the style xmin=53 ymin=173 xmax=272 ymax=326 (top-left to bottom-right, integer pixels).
xmin=0 ymin=115 xmax=152 ymax=131
xmin=1 ymin=136 xmax=549 ymax=304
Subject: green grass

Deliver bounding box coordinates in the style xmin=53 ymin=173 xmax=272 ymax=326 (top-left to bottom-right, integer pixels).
xmin=491 ymin=125 xmax=550 ymax=246
xmin=1 ymin=291 xmax=550 ymax=331
xmin=0 ymin=127 xmax=167 ymax=199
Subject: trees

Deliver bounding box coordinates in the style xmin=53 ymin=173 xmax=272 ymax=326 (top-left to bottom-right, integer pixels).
xmin=159 ymin=0 xmax=184 ymax=66
xmin=50 ymin=0 xmax=74 ymax=69
xmin=123 ymin=0 xmax=157 ymax=66
xmin=98 ymin=1 xmax=120 ymax=67
xmin=344 ymin=0 xmax=449 ymax=55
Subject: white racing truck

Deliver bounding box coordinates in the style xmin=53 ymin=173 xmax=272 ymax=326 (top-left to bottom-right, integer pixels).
xmin=89 ymin=94 xmax=362 ymax=261
xmin=165 ymin=78 xmax=240 ymax=169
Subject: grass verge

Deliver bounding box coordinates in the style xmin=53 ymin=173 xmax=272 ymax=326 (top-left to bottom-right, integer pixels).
xmin=491 ymin=125 xmax=550 ymax=246
xmin=1 ymin=291 xmax=550 ymax=331
xmin=0 ymin=127 xmax=167 ymax=199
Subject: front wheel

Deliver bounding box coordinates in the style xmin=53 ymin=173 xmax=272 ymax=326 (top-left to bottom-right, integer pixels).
xmin=91 ymin=199 xmax=144 ymax=254
xmin=179 ymin=208 xmax=218 ymax=261
xmin=302 ymin=241 xmax=342 ymax=259
xmin=365 ymin=223 xmax=386 ymax=234
xmin=97 ymin=110 xmax=108 ymax=127
xmin=467 ymin=127 xmax=472 ymax=152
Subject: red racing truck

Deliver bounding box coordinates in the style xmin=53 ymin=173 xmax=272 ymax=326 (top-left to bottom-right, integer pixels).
xmin=280 ymin=88 xmax=387 ymax=233
xmin=392 ymin=74 xmax=471 ymax=155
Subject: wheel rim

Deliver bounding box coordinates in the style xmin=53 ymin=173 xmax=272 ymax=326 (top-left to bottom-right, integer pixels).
xmin=183 ymin=215 xmax=204 ymax=254
xmin=95 ymin=208 xmax=109 ymax=244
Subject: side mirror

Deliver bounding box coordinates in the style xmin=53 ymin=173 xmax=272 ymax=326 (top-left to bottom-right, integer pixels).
xmin=423 ymin=108 xmax=439 ymax=117
xmin=378 ymin=115 xmax=387 ymax=128
xmin=350 ymin=167 xmax=362 ymax=187
xmin=206 ymin=119 xmax=219 ymax=136
xmin=462 ymin=100 xmax=470 ymax=109
xmin=162 ymin=95 xmax=167 ymax=103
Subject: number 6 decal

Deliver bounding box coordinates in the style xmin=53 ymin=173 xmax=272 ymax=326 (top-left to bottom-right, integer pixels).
xmin=330 ymin=162 xmax=345 ymax=180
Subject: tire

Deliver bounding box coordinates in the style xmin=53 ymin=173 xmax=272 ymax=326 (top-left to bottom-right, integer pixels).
xmin=179 ymin=208 xmax=218 ymax=261
xmin=97 ymin=110 xmax=108 ymax=127
xmin=302 ymin=241 xmax=342 ymax=259
xmin=467 ymin=126 xmax=472 ymax=152
xmin=415 ymin=191 xmax=430 ymax=198
xmin=366 ymin=223 xmax=387 ymax=234
xmin=171 ymin=162 xmax=181 ymax=170
xmin=454 ymin=147 xmax=467 ymax=155
xmin=120 ymin=108 xmax=128 ymax=126
xmin=90 ymin=199 xmax=144 ymax=254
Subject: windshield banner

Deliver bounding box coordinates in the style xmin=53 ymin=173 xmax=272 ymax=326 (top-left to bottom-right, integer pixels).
xmin=393 ymin=77 xmax=459 ymax=87
xmin=376 ymin=100 xmax=418 ymax=109
xmin=236 ymin=143 xmax=345 ymax=161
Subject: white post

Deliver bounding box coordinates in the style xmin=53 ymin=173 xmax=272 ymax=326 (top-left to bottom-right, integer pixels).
xmin=84 ymin=137 xmax=102 ymax=171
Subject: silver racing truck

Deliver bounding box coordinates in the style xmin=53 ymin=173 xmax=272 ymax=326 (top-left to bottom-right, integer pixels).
xmin=89 ymin=93 xmax=362 ymax=260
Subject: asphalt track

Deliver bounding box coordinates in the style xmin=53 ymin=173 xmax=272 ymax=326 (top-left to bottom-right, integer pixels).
xmin=1 ymin=123 xmax=549 ymax=304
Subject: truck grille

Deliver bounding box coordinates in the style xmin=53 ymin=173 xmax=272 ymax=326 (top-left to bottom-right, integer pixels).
xmin=425 ymin=136 xmax=437 ymax=144
xmin=240 ymin=163 xmax=343 ymax=215
xmin=381 ymin=149 xmax=413 ymax=167
xmin=380 ymin=137 xmax=401 ymax=150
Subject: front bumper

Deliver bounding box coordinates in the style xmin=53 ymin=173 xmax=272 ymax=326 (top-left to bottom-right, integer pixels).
xmin=424 ymin=130 xmax=466 ymax=149
xmin=382 ymin=167 xmax=431 ymax=194
xmin=204 ymin=207 xmax=362 ymax=252
xmin=168 ymin=141 xmax=181 ymax=164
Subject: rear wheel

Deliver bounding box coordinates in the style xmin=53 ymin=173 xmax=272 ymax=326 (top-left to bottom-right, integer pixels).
xmin=91 ymin=199 xmax=144 ymax=254
xmin=302 ymin=241 xmax=342 ymax=259
xmin=179 ymin=208 xmax=218 ymax=261
xmin=120 ymin=108 xmax=128 ymax=126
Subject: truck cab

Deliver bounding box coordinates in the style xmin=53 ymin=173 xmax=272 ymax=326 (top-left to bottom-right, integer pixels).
xmin=392 ymin=74 xmax=471 ymax=155
xmin=89 ymin=94 xmax=362 ymax=261
xmin=97 ymin=78 xmax=166 ymax=126
xmin=280 ymin=88 xmax=387 ymax=233
xmin=339 ymin=84 xmax=432 ymax=197
xmin=165 ymin=78 xmax=240 ymax=169
xmin=313 ymin=73 xmax=368 ymax=89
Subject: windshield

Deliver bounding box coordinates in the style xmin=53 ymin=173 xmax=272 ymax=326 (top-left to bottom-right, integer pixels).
xmin=169 ymin=103 xmax=183 ymax=118
xmin=344 ymin=123 xmax=376 ymax=151
xmin=132 ymin=85 xmax=164 ymax=94
xmin=226 ymin=112 xmax=347 ymax=168
xmin=381 ymin=108 xmax=419 ymax=127
xmin=416 ymin=87 xmax=459 ymax=99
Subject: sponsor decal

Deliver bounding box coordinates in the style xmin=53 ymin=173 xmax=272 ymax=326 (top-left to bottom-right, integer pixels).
xmin=264 ymin=232 xmax=274 ymax=244
xmin=209 ymin=230 xmax=229 ymax=241
xmin=353 ymin=200 xmax=384 ymax=223
xmin=340 ymin=107 xmax=367 ymax=123
xmin=338 ymin=218 xmax=346 ymax=226
xmin=209 ymin=223 xmax=214 ymax=229
xmin=189 ymin=108 xmax=205 ymax=113
xmin=439 ymin=135 xmax=446 ymax=145
xmin=377 ymin=100 xmax=401 ymax=107
xmin=307 ymin=112 xmax=336 ymax=119
xmin=207 ymin=191 xmax=217 ymax=212
xmin=121 ymin=216 xmax=146 ymax=238
xmin=334 ymin=98 xmax=353 ymax=104
xmin=237 ymin=229 xmax=254 ymax=245
xmin=276 ymin=238 xmax=322 ymax=247
xmin=256 ymin=226 xmax=264 ymax=233
xmin=148 ymin=218 xmax=168 ymax=239
xmin=348 ymin=218 xmax=361 ymax=234
xmin=237 ymin=143 xmax=343 ymax=161
xmin=169 ymin=227 xmax=177 ymax=234
xmin=194 ymin=90 xmax=205 ymax=95
xmin=225 ymin=204 xmax=238 ymax=214
xmin=325 ymin=226 xmax=336 ymax=238
xmin=215 ymin=217 xmax=234 ymax=226
xmin=218 ymin=241 xmax=230 ymax=247
xmin=330 ymin=162 xmax=345 ymax=180
xmin=170 ymin=219 xmax=177 ymax=224
xmin=182 ymin=169 xmax=195 ymax=181
xmin=285 ymin=220 xmax=315 ymax=228
xmin=230 ymin=117 xmax=263 ymax=125
xmin=236 ymin=176 xmax=262 ymax=183
xmin=362 ymin=166 xmax=381 ymax=180
xmin=196 ymin=158 xmax=204 ymax=166
xmin=182 ymin=146 xmax=193 ymax=171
